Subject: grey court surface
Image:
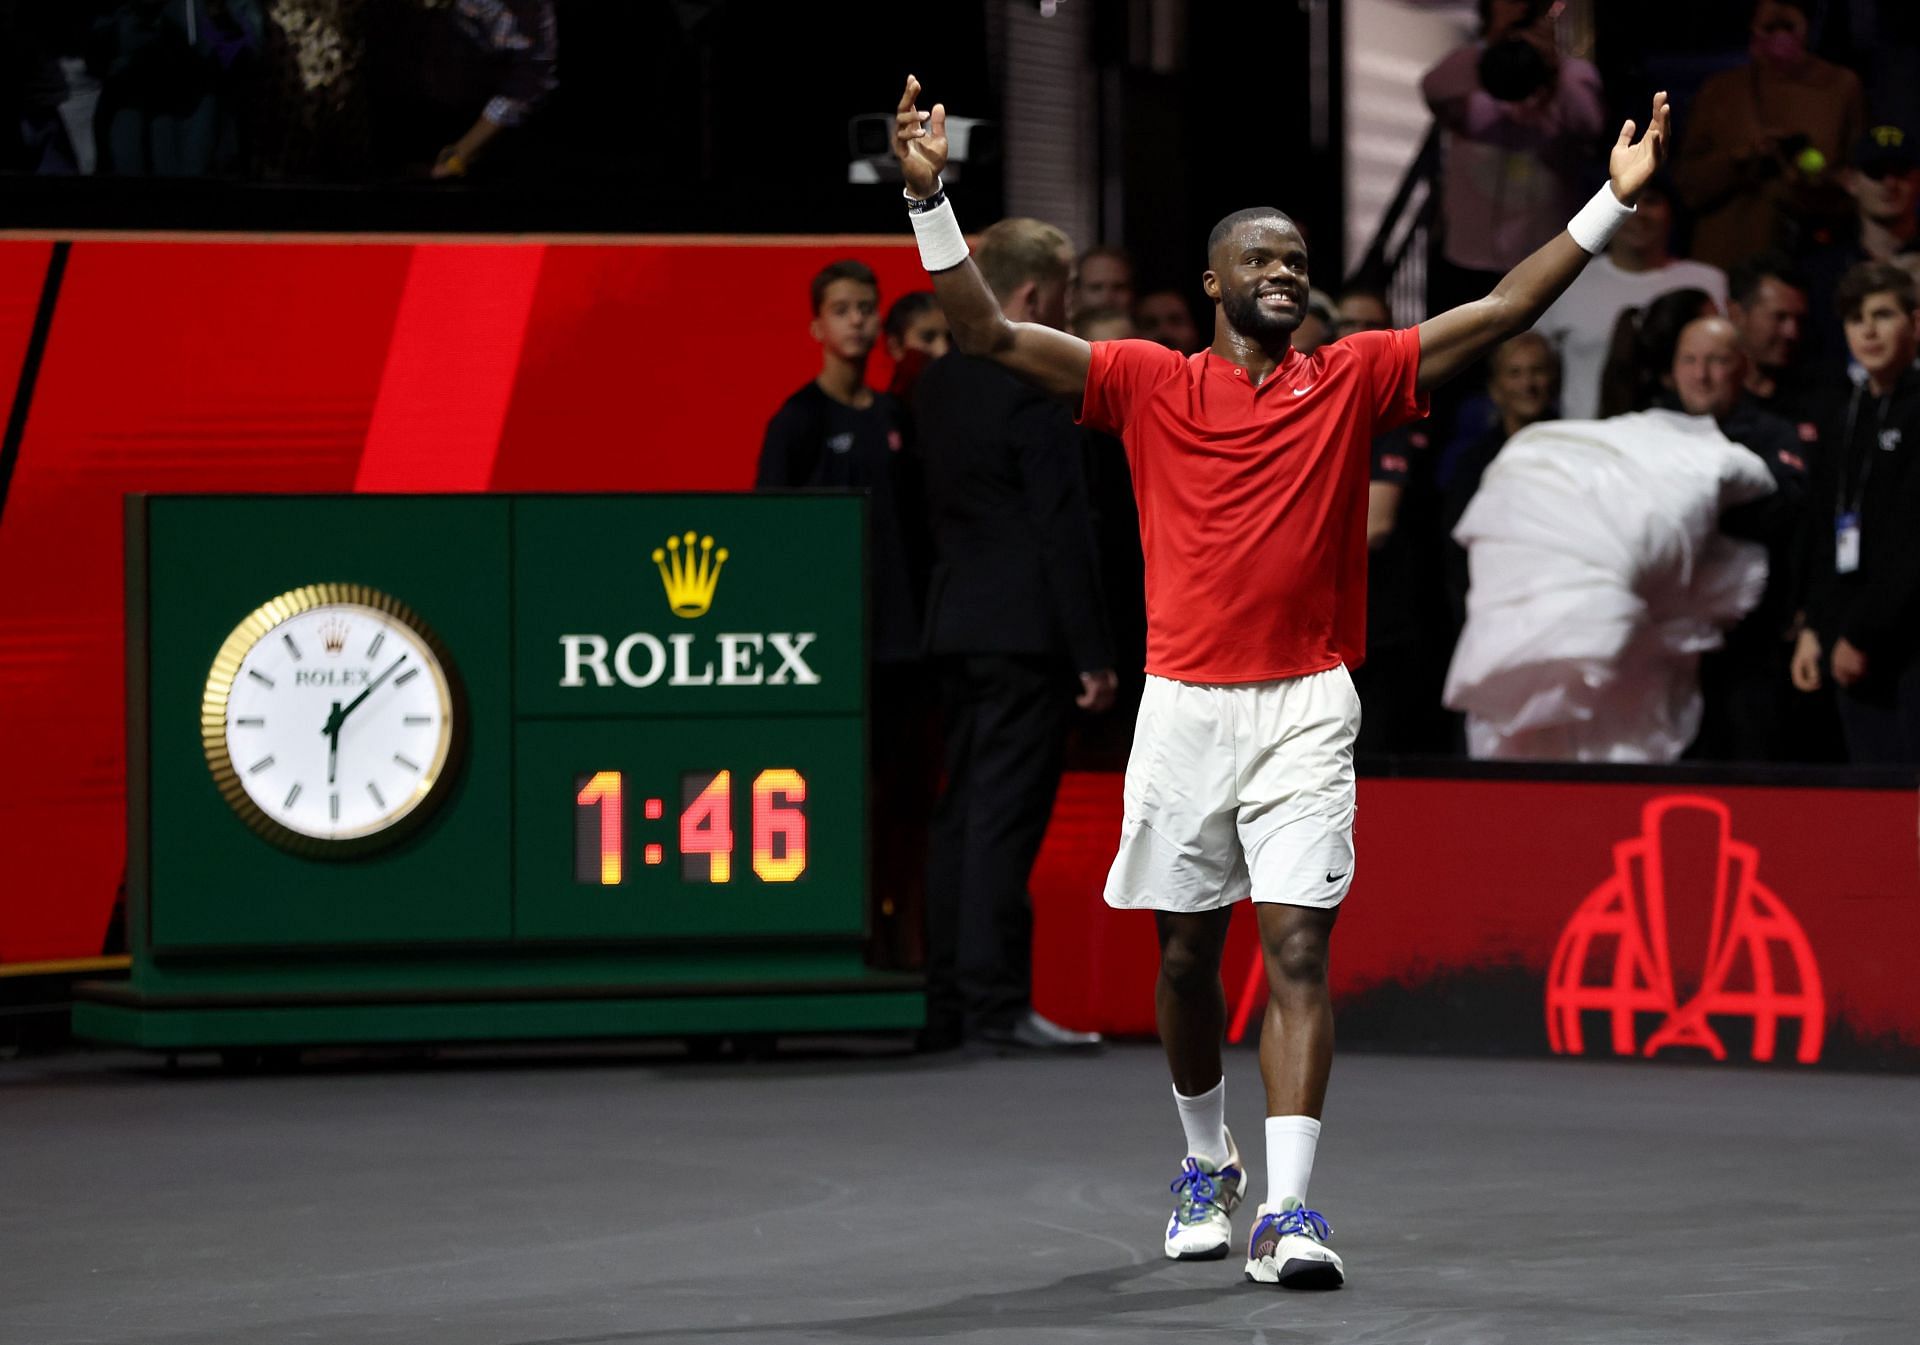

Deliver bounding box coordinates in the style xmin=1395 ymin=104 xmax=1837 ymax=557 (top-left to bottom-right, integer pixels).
xmin=2 ymin=1040 xmax=1916 ymax=1345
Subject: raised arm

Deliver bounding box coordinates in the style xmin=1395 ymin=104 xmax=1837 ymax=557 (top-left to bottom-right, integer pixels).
xmin=894 ymin=76 xmax=1091 ymax=404
xmin=1416 ymin=92 xmax=1670 ymax=393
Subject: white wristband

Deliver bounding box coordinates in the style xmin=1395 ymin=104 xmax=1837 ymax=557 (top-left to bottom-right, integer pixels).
xmin=909 ymin=194 xmax=970 ymax=272
xmin=1567 ymin=183 xmax=1635 ymax=255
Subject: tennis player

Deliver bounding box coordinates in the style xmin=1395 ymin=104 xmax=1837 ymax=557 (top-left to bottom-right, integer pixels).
xmin=892 ymin=73 xmax=1669 ymax=1288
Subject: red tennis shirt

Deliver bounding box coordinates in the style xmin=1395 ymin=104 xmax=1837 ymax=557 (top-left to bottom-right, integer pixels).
xmin=1078 ymin=329 xmax=1428 ymax=683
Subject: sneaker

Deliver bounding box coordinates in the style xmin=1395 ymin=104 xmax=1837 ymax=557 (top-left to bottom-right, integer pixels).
xmin=1243 ymin=1197 xmax=1344 ymax=1289
xmin=1163 ymin=1128 xmax=1245 ymax=1260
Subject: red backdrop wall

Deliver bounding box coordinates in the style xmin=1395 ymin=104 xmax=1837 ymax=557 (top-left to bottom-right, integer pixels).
xmin=1031 ymin=773 xmax=1920 ymax=1068
xmin=0 ymin=235 xmax=928 ymax=964
xmin=7 ymin=236 xmax=1918 ymax=1076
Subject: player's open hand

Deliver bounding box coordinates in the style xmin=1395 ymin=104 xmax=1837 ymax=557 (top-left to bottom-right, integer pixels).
xmin=893 ymin=75 xmax=947 ymax=200
xmin=1609 ymin=91 xmax=1671 ymax=202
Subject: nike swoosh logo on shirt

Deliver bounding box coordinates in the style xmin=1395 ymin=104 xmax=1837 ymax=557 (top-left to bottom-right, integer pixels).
xmin=1292 ymin=386 xmax=1313 ymax=396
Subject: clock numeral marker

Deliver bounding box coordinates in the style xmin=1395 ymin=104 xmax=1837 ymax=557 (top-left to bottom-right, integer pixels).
xmin=282 ymin=633 xmax=302 ymax=661
xmin=367 ymin=781 xmax=386 ymax=809
xmin=403 ymin=715 xmax=432 ymax=725
xmin=367 ymin=631 xmax=385 ymax=660
xmin=329 ymin=792 xmax=340 ymax=822
xmin=284 ymin=783 xmax=302 ymax=809
xmin=394 ymin=667 xmax=420 ymax=687
xmin=247 ymin=754 xmax=276 ymax=775
xmin=394 ymin=753 xmax=421 ymax=772
xmin=248 ymin=670 xmax=275 ymax=689
xmin=235 ymin=717 xmax=265 ymax=727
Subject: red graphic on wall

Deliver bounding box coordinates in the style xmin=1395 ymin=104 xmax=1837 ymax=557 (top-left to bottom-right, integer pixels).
xmin=1546 ymin=795 xmax=1824 ymax=1064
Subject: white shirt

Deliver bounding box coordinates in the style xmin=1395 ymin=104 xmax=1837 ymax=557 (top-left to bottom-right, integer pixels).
xmin=1534 ymin=256 xmax=1729 ymax=420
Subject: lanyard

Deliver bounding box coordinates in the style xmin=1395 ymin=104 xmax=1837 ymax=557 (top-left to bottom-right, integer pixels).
xmin=1838 ymin=383 xmax=1891 ymax=518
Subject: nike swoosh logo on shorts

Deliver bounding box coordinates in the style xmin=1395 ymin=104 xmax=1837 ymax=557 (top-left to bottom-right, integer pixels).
xmin=1325 ymin=871 xmax=1347 ymax=883
xmin=1292 ymin=386 xmax=1313 ymax=395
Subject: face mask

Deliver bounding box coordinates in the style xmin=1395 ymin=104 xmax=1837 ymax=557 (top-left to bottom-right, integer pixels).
xmin=1753 ymin=28 xmax=1807 ymax=72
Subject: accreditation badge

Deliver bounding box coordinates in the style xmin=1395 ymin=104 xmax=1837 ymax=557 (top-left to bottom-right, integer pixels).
xmin=1835 ymin=511 xmax=1862 ymax=575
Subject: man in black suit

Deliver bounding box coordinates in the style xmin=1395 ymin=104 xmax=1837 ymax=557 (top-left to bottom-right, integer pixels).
xmin=914 ymin=216 xmax=1118 ymax=1050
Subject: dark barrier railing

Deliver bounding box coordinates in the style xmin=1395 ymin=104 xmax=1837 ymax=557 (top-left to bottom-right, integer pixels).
xmin=1348 ymin=124 xmax=1442 ymax=320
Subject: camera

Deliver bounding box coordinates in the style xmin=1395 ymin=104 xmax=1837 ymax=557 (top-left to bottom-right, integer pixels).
xmin=1478 ymin=37 xmax=1554 ymax=103
xmin=847 ymin=113 xmax=999 ymax=185
xmin=1476 ymin=0 xmax=1557 ymax=103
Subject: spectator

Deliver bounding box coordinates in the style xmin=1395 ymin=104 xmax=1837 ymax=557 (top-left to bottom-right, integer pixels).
xmin=90 ymin=0 xmax=266 ymax=176
xmin=1071 ymin=306 xmax=1135 ymax=343
xmin=1342 ymin=288 xmax=1450 ymax=755
xmin=1673 ymin=0 xmax=1867 ymax=271
xmin=1446 ymin=402 xmax=1777 ymax=763
xmin=1800 ymin=124 xmax=1920 ymax=368
xmin=1291 ymin=290 xmax=1338 ymax=356
xmin=368 ymin=0 xmax=556 ymax=180
xmin=1792 ymin=261 xmax=1920 ymax=764
xmin=1596 ymin=286 xmax=1720 ymax=418
xmin=1668 ymin=316 xmax=1812 ymax=761
xmin=1074 ymin=244 xmax=1135 ymax=322
xmin=1534 ymin=179 xmax=1728 ymax=419
xmin=1134 ymin=289 xmax=1203 ymax=354
xmin=882 ymin=290 xmax=951 ymax=365
xmin=3 ymin=4 xmax=97 ymax=174
xmin=249 ymin=0 xmax=372 ymax=181
xmin=756 ymin=259 xmax=921 ymax=659
xmin=1443 ymin=331 xmax=1561 ymax=624
xmin=1421 ymin=0 xmax=1607 ymax=312
xmin=915 ymin=218 xmax=1116 ymax=1051
xmin=881 ymin=291 xmax=948 ymax=415
xmin=756 ymin=261 xmax=932 ymax=966
xmin=1727 ymin=252 xmax=1819 ymax=428
xmin=1071 ymin=302 xmax=1149 ymax=760
xmin=1335 ymin=289 xmax=1392 ymax=341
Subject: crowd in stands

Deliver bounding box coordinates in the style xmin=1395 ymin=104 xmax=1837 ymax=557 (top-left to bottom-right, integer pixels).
xmin=0 ymin=0 xmax=557 ymax=180
xmin=762 ymin=0 xmax=1920 ymax=793
xmin=13 ymin=3 xmax=1912 ymax=770
xmin=1423 ymin=0 xmax=1919 ymax=767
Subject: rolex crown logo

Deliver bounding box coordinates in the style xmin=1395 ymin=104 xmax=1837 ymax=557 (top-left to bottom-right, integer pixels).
xmin=319 ymin=618 xmax=350 ymax=655
xmin=652 ymin=531 xmax=729 ymax=618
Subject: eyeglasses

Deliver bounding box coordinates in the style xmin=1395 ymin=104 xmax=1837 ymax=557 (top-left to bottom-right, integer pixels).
xmin=1859 ymin=162 xmax=1917 ymax=182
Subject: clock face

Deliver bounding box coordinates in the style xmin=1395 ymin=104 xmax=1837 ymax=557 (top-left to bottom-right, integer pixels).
xmin=203 ymin=587 xmax=458 ymax=851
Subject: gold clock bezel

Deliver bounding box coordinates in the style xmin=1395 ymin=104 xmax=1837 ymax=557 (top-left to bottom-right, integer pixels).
xmin=201 ymin=583 xmax=463 ymax=859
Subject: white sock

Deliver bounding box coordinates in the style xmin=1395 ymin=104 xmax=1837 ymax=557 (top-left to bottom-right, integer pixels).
xmin=1265 ymin=1115 xmax=1321 ymax=1208
xmin=1172 ymin=1078 xmax=1229 ymax=1166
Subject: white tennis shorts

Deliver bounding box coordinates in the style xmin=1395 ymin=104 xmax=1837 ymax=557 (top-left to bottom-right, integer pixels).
xmin=1103 ymin=665 xmax=1360 ymax=913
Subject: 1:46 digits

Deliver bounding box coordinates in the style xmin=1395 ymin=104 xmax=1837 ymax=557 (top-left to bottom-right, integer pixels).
xmin=573 ymin=768 xmax=807 ymax=886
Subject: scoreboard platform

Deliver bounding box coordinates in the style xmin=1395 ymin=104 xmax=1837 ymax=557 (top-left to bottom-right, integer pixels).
xmin=72 ymin=494 xmax=921 ymax=1050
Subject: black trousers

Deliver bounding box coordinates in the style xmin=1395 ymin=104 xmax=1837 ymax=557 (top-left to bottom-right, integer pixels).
xmin=923 ymin=654 xmax=1071 ymax=1037
xmin=1836 ymin=655 xmax=1920 ymax=765
xmin=867 ymin=661 xmax=939 ymax=971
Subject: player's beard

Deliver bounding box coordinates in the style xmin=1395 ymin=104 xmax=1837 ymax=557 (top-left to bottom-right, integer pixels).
xmin=1221 ymin=286 xmax=1302 ymax=341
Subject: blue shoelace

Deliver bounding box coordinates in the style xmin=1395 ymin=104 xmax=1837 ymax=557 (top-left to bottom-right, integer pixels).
xmin=1256 ymin=1206 xmax=1333 ymax=1241
xmin=1170 ymin=1158 xmax=1225 ymax=1220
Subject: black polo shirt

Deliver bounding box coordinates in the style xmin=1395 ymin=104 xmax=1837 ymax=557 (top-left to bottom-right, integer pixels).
xmin=756 ymin=382 xmax=923 ymax=663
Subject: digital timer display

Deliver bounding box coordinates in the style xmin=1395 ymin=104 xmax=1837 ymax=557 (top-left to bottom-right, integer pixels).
xmin=572 ymin=768 xmax=809 ymax=886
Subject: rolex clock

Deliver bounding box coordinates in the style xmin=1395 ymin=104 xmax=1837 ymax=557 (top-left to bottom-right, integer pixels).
xmin=200 ymin=583 xmax=462 ymax=855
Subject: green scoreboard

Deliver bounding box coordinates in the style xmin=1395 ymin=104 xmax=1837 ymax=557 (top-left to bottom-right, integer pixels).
xmin=73 ymin=494 xmax=922 ymax=1051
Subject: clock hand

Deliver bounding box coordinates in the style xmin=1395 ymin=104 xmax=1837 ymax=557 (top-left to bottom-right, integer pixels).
xmin=327 ymin=700 xmax=341 ymax=785
xmin=320 ymin=653 xmax=408 ymax=737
